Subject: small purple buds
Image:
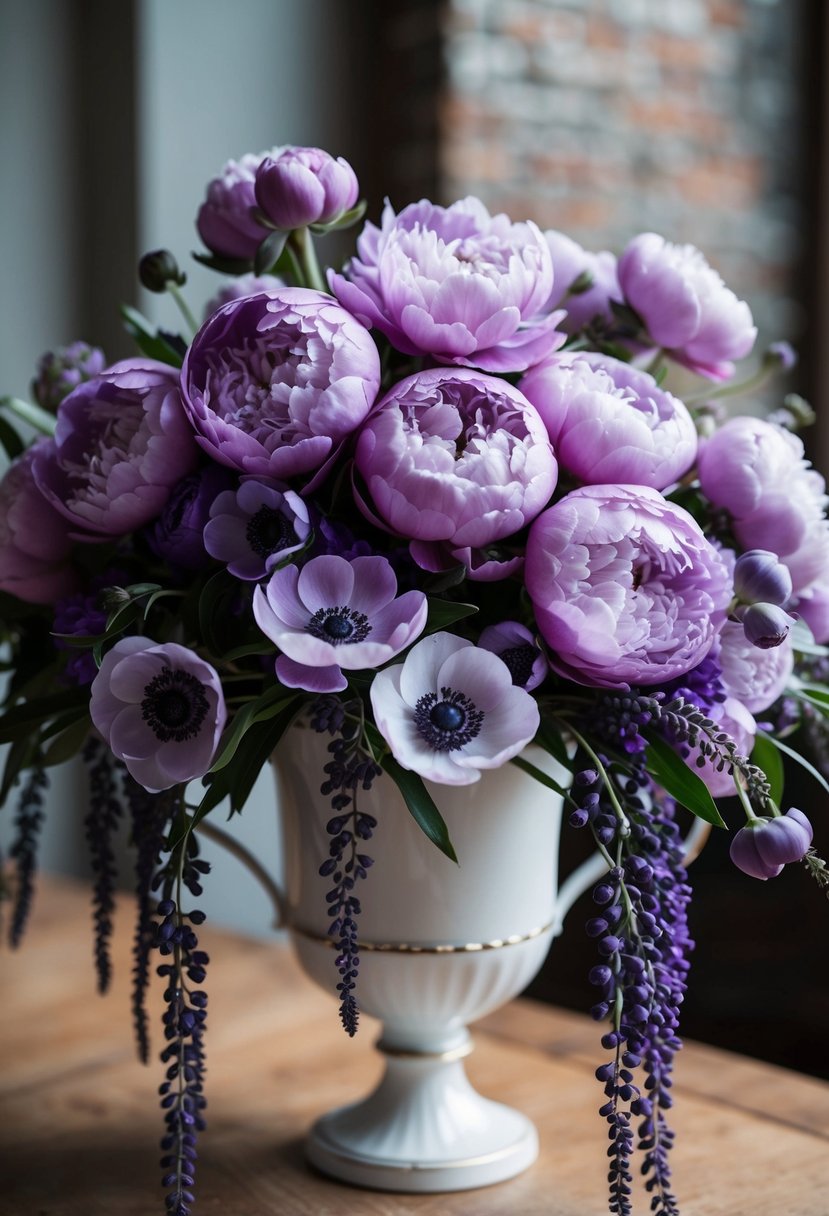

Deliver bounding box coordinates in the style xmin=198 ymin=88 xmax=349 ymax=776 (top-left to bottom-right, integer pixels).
xmin=740 ymin=601 xmax=795 ymax=649
xmin=730 ymin=808 xmax=813 ymax=880
xmin=733 ymin=549 xmax=793 ymax=607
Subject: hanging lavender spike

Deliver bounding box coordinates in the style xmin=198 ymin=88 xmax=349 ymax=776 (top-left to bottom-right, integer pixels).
xmin=310 ymin=696 xmax=380 ymax=1036
xmin=8 ymin=760 xmax=48 ymax=948
xmin=82 ymin=737 xmax=125 ymax=994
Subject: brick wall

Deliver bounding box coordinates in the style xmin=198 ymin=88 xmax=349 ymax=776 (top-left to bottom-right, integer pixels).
xmin=438 ymin=0 xmax=812 ymax=352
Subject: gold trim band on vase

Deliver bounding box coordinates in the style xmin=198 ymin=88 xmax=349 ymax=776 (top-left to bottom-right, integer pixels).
xmin=288 ymin=918 xmax=555 ymax=954
xmin=376 ymin=1038 xmax=474 ymax=1063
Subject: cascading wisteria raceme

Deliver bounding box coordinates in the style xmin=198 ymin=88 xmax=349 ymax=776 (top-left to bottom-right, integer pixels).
xmin=4 ymin=138 xmax=829 ymax=1216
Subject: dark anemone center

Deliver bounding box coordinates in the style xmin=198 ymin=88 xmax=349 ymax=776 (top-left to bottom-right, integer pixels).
xmin=499 ymin=643 xmax=537 ymax=687
xmin=413 ymin=686 xmax=484 ymax=752
xmin=306 ymin=605 xmax=371 ymax=646
xmin=141 ymin=666 xmax=209 ymax=744
xmin=246 ymin=505 xmax=298 ymax=559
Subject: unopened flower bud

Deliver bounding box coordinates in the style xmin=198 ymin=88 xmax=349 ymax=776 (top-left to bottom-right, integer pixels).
xmin=139 ymin=249 xmax=186 ymax=293
xmin=730 ymin=808 xmax=813 ymax=880
xmin=32 ymin=341 xmax=106 ymax=412
xmin=255 ymin=145 xmax=359 ymax=231
xmin=733 ymin=549 xmax=792 ymax=607
xmin=763 ymin=340 xmax=798 ymax=372
xmin=740 ymin=601 xmax=794 ymax=649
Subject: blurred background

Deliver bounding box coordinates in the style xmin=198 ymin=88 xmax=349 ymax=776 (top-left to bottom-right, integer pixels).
xmin=1 ymin=0 xmax=828 ymax=1078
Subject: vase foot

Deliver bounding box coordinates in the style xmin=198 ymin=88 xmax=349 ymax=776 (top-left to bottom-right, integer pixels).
xmin=304 ymin=1035 xmax=538 ymax=1193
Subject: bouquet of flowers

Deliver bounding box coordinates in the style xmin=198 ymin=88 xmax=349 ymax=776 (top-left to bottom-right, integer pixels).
xmin=2 ymin=142 xmax=828 ymax=1216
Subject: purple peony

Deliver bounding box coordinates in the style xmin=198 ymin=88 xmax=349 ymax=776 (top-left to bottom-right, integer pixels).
xmin=255 ymin=145 xmax=359 ymax=230
xmin=31 ymin=359 xmax=198 ymax=540
xmin=519 ymin=352 xmax=697 ymax=490
xmin=196 ymin=151 xmax=276 ymax=261
xmin=355 ymin=367 xmax=557 ymax=548
xmin=0 ymin=443 xmax=76 ymax=604
xmin=148 ymin=464 xmax=234 ymax=572
xmin=180 ymin=288 xmax=381 ymax=481
xmin=617 ymin=233 xmax=756 ymax=380
xmin=203 ymin=273 xmax=285 ymax=320
xmin=794 ymin=580 xmax=829 ymax=644
xmin=203 ymin=478 xmax=311 ymax=580
xmin=32 ymin=341 xmax=107 ymax=412
xmin=330 ymin=197 xmax=564 ymax=372
xmin=253 ymin=554 xmax=427 ymax=693
xmin=370 ymin=631 xmax=540 ymax=785
xmin=90 ymin=637 xmax=227 ymax=792
xmin=478 ymin=621 xmax=547 ymax=691
xmin=525 ymin=485 xmax=731 ymax=687
xmin=543 ymin=230 xmax=621 ymax=333
xmin=730 ymin=807 xmax=813 ymax=880
xmin=698 ymin=417 xmax=829 ymax=594
xmin=718 ymin=620 xmax=793 ymax=714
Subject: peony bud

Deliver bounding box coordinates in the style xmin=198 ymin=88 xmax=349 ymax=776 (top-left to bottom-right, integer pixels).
xmin=730 ymin=808 xmax=813 ymax=880
xmin=733 ymin=549 xmax=792 ymax=607
xmin=254 ymin=146 xmax=359 ymax=231
xmin=740 ymin=601 xmax=795 ymax=649
xmin=139 ymin=249 xmax=186 ymax=293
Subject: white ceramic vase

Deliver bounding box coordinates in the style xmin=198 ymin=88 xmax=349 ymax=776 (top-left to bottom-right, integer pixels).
xmin=272 ymin=722 xmax=608 ymax=1192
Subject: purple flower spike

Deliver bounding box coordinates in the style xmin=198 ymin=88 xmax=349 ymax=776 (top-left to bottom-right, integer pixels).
xmin=478 ymin=621 xmax=547 ymax=691
xmin=204 ymin=478 xmax=311 ymax=580
xmin=730 ymin=808 xmax=813 ymax=880
xmin=32 ymin=359 xmax=199 ymax=540
xmin=525 ymin=485 xmax=732 ymax=687
xmin=683 ymin=696 xmax=756 ymax=800
xmin=196 ymin=150 xmax=277 ymax=261
xmin=89 ymin=638 xmax=227 ymax=793
xmin=355 ymin=367 xmax=557 ymax=548
xmin=618 ymin=232 xmax=756 ymax=380
xmin=255 ymin=146 xmax=359 ymax=230
xmin=181 ymin=288 xmax=381 ymax=481
xmin=253 ymin=554 xmax=428 ymax=674
xmin=520 ymin=352 xmax=697 ymax=490
xmin=370 ymin=632 xmax=540 ymax=785
xmin=331 ymin=197 xmax=564 ymax=371
xmin=32 ymin=341 xmax=106 ymax=412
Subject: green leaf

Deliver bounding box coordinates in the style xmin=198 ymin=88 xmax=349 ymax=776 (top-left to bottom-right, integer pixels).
xmin=790 ymin=620 xmax=829 ymax=657
xmin=0 ymin=734 xmax=37 ymax=804
xmin=0 ymin=688 xmax=89 ymax=744
xmin=535 ymin=718 xmax=573 ymax=770
xmin=208 ymin=688 xmax=297 ymax=774
xmin=198 ymin=570 xmax=242 ymax=658
xmin=216 ymin=639 xmax=277 ymax=662
xmin=191 ymin=250 xmax=255 ymax=276
xmin=750 ymin=732 xmax=784 ymax=806
xmin=425 ymin=599 xmax=478 ymax=631
xmin=0 ymin=413 xmax=25 ymax=459
xmin=381 ymin=755 xmax=458 ymax=863
xmin=143 ymin=588 xmax=186 ymax=619
xmin=309 ymin=200 xmax=367 ymax=234
xmin=510 ymin=754 xmax=569 ymax=798
xmin=120 ymin=304 xmax=184 ymax=367
xmin=0 ymin=395 xmax=57 ymax=436
xmin=643 ymin=731 xmax=726 ymax=827
xmin=42 ymin=715 xmax=91 ymax=767
xmin=764 ymin=733 xmax=829 ymax=802
xmin=254 ymin=229 xmax=288 ymax=275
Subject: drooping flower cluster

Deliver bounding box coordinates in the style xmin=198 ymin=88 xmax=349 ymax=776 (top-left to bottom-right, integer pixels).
xmin=2 ymin=138 xmax=828 ymax=1216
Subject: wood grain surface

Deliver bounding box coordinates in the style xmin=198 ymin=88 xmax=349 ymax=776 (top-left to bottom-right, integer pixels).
xmin=1 ymin=875 xmax=827 ymax=1215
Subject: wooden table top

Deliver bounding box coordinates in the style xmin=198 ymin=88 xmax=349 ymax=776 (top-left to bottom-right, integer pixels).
xmin=2 ymin=875 xmax=828 ymax=1216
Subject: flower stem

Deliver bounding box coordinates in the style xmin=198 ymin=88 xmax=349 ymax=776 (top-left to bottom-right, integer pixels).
xmin=289 ymin=228 xmax=327 ymax=294
xmin=194 ymin=819 xmax=286 ymax=927
xmin=167 ymin=283 xmax=199 ymax=337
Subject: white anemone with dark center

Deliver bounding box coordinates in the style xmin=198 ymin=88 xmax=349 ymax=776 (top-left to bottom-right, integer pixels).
xmin=413 ymin=687 xmax=483 ymax=752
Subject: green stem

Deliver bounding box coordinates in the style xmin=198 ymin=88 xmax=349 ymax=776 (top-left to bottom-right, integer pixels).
xmin=0 ymin=396 xmax=56 ymax=436
xmin=687 ymin=361 xmax=772 ymax=406
xmin=289 ymin=228 xmax=327 ymax=293
xmin=167 ymin=283 xmax=199 ymax=337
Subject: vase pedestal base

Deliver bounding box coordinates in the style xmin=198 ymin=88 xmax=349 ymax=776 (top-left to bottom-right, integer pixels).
xmin=305 ymin=1031 xmax=539 ymax=1193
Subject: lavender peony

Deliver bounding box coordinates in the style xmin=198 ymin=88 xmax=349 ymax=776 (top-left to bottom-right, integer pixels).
xmin=31 ymin=359 xmax=198 ymax=539
xmin=203 ymin=273 xmax=285 ymax=320
xmin=32 ymin=341 xmax=106 ymax=412
xmin=148 ymin=464 xmax=234 ymax=572
xmin=255 ymin=146 xmax=359 ymax=230
xmin=698 ymin=417 xmax=829 ymax=594
xmin=617 ymin=233 xmax=756 ymax=380
xmin=196 ymin=151 xmax=275 ymax=261
xmin=203 ymin=478 xmax=311 ymax=580
xmin=718 ymin=620 xmax=793 ymax=714
xmin=793 ymin=580 xmax=829 ymax=644
xmin=0 ymin=443 xmax=76 ymax=604
xmin=331 ymin=197 xmax=563 ymax=372
xmin=520 ymin=352 xmax=697 ymax=490
xmin=543 ymin=230 xmax=621 ymax=333
xmin=355 ymin=367 xmax=557 ymax=548
xmin=525 ymin=485 xmax=731 ymax=687
xmin=181 ymin=288 xmax=380 ymax=481
xmin=90 ymin=637 xmax=227 ymax=792
xmin=370 ymin=631 xmax=540 ymax=785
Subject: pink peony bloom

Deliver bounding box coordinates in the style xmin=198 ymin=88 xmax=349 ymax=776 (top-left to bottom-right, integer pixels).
xmin=330 ymin=197 xmax=564 ymax=372
xmin=181 ymin=288 xmax=381 ymax=482
xmin=793 ymin=580 xmax=829 ymax=644
xmin=525 ymin=485 xmax=731 ymax=687
xmin=519 ymin=352 xmax=697 ymax=490
xmin=717 ymin=620 xmax=793 ymax=714
xmin=0 ymin=443 xmax=77 ymax=604
xmin=32 ymin=359 xmax=198 ymax=540
xmin=255 ymin=146 xmax=359 ymax=230
xmin=617 ymin=233 xmax=756 ymax=380
xmin=355 ymin=367 xmax=557 ymax=548
xmin=90 ymin=637 xmax=227 ymax=793
xmin=543 ymin=230 xmax=621 ymax=333
xmin=698 ymin=417 xmax=829 ymax=595
xmin=203 ymin=273 xmax=285 ymax=320
xmin=253 ymin=554 xmax=427 ymax=691
xmin=196 ymin=151 xmax=276 ymax=261
xmin=370 ymin=632 xmax=540 ymax=785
